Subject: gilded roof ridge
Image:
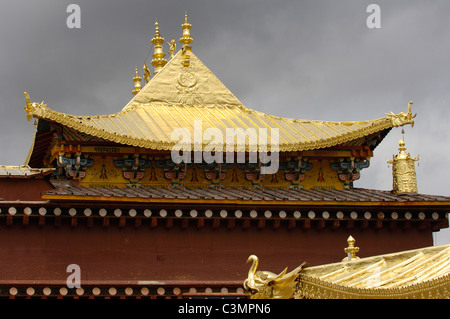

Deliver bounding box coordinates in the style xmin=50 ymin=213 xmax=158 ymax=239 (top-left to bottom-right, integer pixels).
xmin=23 ymin=99 xmax=403 ymax=151
xmin=120 ymin=103 xmax=396 ymax=127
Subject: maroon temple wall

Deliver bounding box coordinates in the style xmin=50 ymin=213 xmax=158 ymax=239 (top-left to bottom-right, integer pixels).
xmin=0 ymin=217 xmax=433 ymax=283
xmin=0 ymin=179 xmax=54 ymax=201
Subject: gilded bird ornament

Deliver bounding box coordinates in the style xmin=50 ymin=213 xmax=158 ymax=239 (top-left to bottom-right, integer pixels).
xmin=243 ymin=255 xmax=306 ymax=299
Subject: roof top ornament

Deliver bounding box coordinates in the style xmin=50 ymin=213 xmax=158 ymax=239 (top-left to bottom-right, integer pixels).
xmin=386 ymin=101 xmax=417 ymax=127
xmin=132 ymin=67 xmax=142 ymax=95
xmin=243 ymin=255 xmax=306 ymax=299
xmin=180 ymin=13 xmax=193 ymax=53
xmin=151 ymin=20 xmax=168 ymax=74
xmin=387 ymin=138 xmax=419 ymax=194
xmin=343 ymin=235 xmax=360 ymax=261
xmin=24 ymin=92 xmax=47 ymax=121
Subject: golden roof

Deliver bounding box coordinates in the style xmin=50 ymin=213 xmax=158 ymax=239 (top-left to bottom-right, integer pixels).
xmin=0 ymin=165 xmax=54 ymax=178
xmin=244 ymin=244 xmax=450 ymax=299
xmin=298 ymin=243 xmax=450 ymax=298
xmin=23 ymin=20 xmax=416 ymax=152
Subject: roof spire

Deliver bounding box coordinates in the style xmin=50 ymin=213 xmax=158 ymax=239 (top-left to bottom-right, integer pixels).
xmin=132 ymin=67 xmax=142 ymax=95
xmin=343 ymin=236 xmax=360 ymax=262
xmin=151 ymin=20 xmax=167 ymax=74
xmin=387 ymin=138 xmax=419 ymax=194
xmin=179 ymin=12 xmax=193 ymax=52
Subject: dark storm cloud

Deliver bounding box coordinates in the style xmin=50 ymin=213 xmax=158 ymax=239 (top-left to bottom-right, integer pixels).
xmin=0 ymin=0 xmax=449 ymax=243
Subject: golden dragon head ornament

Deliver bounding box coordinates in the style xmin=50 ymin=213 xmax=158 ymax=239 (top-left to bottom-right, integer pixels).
xmin=386 ymin=101 xmax=417 ymax=127
xmin=24 ymin=92 xmax=47 ymax=121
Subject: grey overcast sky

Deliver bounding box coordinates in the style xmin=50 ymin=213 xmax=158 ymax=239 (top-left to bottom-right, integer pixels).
xmin=0 ymin=0 xmax=449 ymax=244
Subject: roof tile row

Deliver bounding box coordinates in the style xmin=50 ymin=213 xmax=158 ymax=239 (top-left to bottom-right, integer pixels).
xmin=42 ymin=186 xmax=450 ymax=203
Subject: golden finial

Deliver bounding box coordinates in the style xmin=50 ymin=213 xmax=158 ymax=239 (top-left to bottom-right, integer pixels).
xmin=143 ymin=63 xmax=151 ymax=84
xmin=387 ymin=138 xmax=419 ymax=194
xmin=343 ymin=235 xmax=360 ymax=261
xmin=179 ymin=12 xmax=193 ymax=52
xmin=132 ymin=67 xmax=142 ymax=95
xmin=151 ymin=20 xmax=167 ymax=74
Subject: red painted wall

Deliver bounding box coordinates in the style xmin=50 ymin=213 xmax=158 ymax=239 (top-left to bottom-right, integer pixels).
xmin=0 ymin=220 xmax=433 ymax=282
xmin=0 ymin=179 xmax=53 ymax=201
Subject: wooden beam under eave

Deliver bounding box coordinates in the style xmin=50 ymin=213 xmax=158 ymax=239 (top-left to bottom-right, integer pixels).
xmin=346 ymin=220 xmax=354 ymax=230
xmin=417 ymin=220 xmax=430 ymax=231
xmin=22 ymin=215 xmax=29 ymax=226
xmin=134 ymin=218 xmax=142 ymax=228
xmin=38 ymin=216 xmax=45 ymax=227
xmin=181 ymin=218 xmax=189 ymax=229
xmin=102 ymin=216 xmax=110 ymax=228
xmin=87 ymin=217 xmax=94 ymax=228
xmin=272 ymin=219 xmax=280 ymax=229
xmin=360 ymin=219 xmax=369 ymax=230
xmin=375 ymin=219 xmax=383 ymax=229
xmin=242 ymin=219 xmax=251 ymax=229
xmin=441 ymin=218 xmax=449 ymax=229
xmin=197 ymin=217 xmax=204 ymax=228
xmin=331 ymin=219 xmax=340 ymax=230
xmin=316 ymin=220 xmax=325 ymax=230
xmin=302 ymin=219 xmax=310 ymax=230
xmin=227 ymin=219 xmax=235 ymax=229
xmin=150 ymin=217 xmax=158 ymax=228
xmin=118 ymin=217 xmax=126 ymax=228
xmin=6 ymin=215 xmax=13 ymax=226
xmin=388 ymin=220 xmax=397 ymax=230
xmin=288 ymin=219 xmax=296 ymax=229
xmin=432 ymin=220 xmax=448 ymax=231
xmin=257 ymin=219 xmax=265 ymax=229
xmin=54 ymin=216 xmax=61 ymax=227
xmin=165 ymin=218 xmax=173 ymax=229
xmin=71 ymin=217 xmax=77 ymax=227
xmin=212 ymin=218 xmax=220 ymax=229
xmin=402 ymin=220 xmax=411 ymax=230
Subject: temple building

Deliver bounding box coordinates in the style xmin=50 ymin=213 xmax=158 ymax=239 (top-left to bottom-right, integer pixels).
xmin=0 ymin=15 xmax=449 ymax=299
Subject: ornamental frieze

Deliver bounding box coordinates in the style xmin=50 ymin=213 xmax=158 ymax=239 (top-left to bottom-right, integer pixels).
xmin=57 ymin=155 xmax=93 ymax=179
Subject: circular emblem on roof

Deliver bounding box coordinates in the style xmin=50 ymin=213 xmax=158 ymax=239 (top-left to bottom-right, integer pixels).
xmin=177 ymin=71 xmax=197 ymax=88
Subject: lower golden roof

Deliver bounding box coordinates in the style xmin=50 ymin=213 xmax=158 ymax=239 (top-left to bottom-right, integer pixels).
xmin=297 ymin=244 xmax=450 ymax=299
xmin=0 ymin=165 xmax=54 ymax=178
xmin=244 ymin=244 xmax=450 ymax=299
